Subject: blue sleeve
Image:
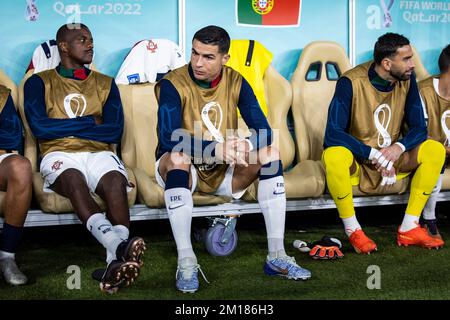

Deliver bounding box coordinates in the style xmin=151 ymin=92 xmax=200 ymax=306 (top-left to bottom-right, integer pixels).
xmin=324 ymin=77 xmax=372 ymax=159
xmin=24 ymin=74 xmax=96 ymax=140
xmin=157 ymin=79 xmax=217 ymax=158
xmin=237 ymin=78 xmax=272 ymax=150
xmin=0 ymin=95 xmax=22 ymax=150
xmin=74 ymin=81 xmax=124 ymax=144
xmin=397 ymin=73 xmax=427 ymax=150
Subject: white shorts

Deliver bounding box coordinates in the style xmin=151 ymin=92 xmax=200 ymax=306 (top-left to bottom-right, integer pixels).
xmin=155 ymin=157 xmax=246 ymax=200
xmin=40 ymin=151 xmax=131 ymax=193
xmin=0 ymin=153 xmax=15 ymax=164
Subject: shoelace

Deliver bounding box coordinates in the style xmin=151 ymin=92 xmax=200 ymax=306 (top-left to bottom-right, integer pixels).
xmin=274 ymin=256 xmax=300 ymax=271
xmin=176 ymin=264 xmax=210 ymax=284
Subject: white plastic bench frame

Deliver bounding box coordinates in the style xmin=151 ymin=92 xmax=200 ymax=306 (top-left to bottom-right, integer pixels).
xmin=2 ymin=191 xmax=450 ymax=228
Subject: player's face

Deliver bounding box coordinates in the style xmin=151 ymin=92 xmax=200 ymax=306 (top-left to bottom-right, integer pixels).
xmin=63 ymin=27 xmax=94 ymax=66
xmin=190 ymin=39 xmax=229 ymax=82
xmin=386 ymin=45 xmax=415 ymax=81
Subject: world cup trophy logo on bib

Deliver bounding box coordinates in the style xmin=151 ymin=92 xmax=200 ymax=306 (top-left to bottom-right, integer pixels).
xmin=441 ymin=110 xmax=450 ymax=147
xmin=64 ymin=93 xmax=87 ymax=118
xmin=201 ymin=101 xmax=224 ymax=143
xmin=199 ymin=102 xmax=224 ymax=170
xmin=252 ymin=0 xmax=274 ymax=15
xmin=374 ymin=103 xmax=392 ymax=148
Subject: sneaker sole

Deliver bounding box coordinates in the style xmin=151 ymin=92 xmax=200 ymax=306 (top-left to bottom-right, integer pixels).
xmin=125 ymin=238 xmax=147 ymax=266
xmin=264 ymin=268 xmax=311 ymax=280
xmin=178 ymin=288 xmax=198 ymax=293
xmin=397 ymin=241 xmax=444 ymax=249
xmin=268 ymin=274 xmax=311 ymax=281
xmin=352 ymin=245 xmax=377 ymax=255
xmin=288 ymin=275 xmax=311 ymax=281
xmin=100 ymin=261 xmax=140 ymax=294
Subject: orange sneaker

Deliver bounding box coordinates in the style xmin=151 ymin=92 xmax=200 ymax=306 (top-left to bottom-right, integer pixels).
xmin=397 ymin=225 xmax=444 ymax=249
xmin=349 ymin=229 xmax=377 ymax=254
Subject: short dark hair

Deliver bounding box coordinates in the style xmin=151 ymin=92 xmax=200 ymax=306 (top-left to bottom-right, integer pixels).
xmin=193 ymin=25 xmax=230 ymax=54
xmin=56 ymin=23 xmax=89 ymax=44
xmin=438 ymin=44 xmax=450 ymax=73
xmin=373 ymin=33 xmax=410 ymax=64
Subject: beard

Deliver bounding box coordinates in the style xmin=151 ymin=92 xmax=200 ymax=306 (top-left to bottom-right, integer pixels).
xmin=390 ymin=68 xmax=413 ymax=81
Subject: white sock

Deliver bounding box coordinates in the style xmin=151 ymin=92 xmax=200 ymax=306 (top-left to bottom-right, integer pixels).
xmin=86 ymin=213 xmax=123 ymax=259
xmin=106 ymin=225 xmax=130 ymax=263
xmin=342 ymin=215 xmax=362 ymax=237
xmin=0 ymin=250 xmax=15 ymax=260
xmin=267 ymin=239 xmax=287 ymax=260
xmin=258 ymin=176 xmax=287 ymax=258
xmin=114 ymin=225 xmax=130 ymax=240
xmin=423 ymin=174 xmax=442 ymax=220
xmin=178 ymin=256 xmax=198 ymax=267
xmin=164 ymin=187 xmax=196 ymax=264
xmin=399 ymin=213 xmax=419 ymax=232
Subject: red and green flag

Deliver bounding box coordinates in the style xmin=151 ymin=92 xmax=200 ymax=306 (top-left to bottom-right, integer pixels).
xmin=236 ymin=0 xmax=301 ymax=27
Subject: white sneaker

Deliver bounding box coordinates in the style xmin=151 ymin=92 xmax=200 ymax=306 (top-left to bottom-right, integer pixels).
xmin=0 ymin=258 xmax=28 ymax=285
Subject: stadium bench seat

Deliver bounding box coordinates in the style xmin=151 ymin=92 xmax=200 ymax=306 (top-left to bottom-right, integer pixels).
xmin=228 ymin=39 xmax=325 ymax=200
xmin=290 ymin=41 xmax=408 ymax=196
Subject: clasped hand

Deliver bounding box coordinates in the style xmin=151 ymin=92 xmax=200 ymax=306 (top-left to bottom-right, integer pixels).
xmin=369 ymin=144 xmax=404 ymax=186
xmin=214 ymin=136 xmax=250 ymax=166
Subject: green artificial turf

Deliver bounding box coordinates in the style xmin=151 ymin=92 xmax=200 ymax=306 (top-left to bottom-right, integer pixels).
xmin=1 ymin=204 xmax=450 ymax=300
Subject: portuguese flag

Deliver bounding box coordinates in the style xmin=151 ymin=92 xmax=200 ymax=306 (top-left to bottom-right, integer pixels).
xmin=236 ymin=0 xmax=301 ymax=27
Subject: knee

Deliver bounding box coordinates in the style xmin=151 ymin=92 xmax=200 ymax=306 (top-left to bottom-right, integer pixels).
xmin=322 ymin=146 xmax=353 ymax=171
xmin=100 ymin=171 xmax=127 ymax=190
xmin=61 ymin=168 xmax=84 ymax=181
xmin=419 ymin=140 xmax=446 ymax=166
xmin=164 ymin=152 xmax=191 ymax=172
xmin=258 ymin=145 xmax=280 ymax=165
xmin=58 ymin=169 xmax=87 ymax=192
xmin=7 ymin=156 xmax=32 ymax=186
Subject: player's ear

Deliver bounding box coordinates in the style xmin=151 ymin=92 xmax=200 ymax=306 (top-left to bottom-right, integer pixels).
xmin=381 ymin=57 xmax=392 ymax=71
xmin=222 ymin=53 xmax=230 ymax=65
xmin=58 ymin=41 xmax=69 ymax=55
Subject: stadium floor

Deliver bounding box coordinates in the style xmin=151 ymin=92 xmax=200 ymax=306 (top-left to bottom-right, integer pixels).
xmin=1 ymin=202 xmax=450 ymax=300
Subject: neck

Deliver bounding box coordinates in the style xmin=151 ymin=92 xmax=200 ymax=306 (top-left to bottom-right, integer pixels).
xmin=374 ymin=63 xmax=395 ymax=84
xmin=60 ymin=58 xmax=85 ymax=70
xmin=438 ymin=72 xmax=450 ymax=100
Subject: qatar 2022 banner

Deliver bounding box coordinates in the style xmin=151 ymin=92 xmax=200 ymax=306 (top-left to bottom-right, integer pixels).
xmin=0 ymin=0 xmax=179 ymax=84
xmin=356 ymin=0 xmax=450 ymax=74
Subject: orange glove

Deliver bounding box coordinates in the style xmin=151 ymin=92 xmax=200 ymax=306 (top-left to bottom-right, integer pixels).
xmin=309 ymin=245 xmax=344 ymax=260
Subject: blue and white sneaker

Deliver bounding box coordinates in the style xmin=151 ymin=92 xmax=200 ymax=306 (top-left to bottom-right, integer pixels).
xmin=264 ymin=255 xmax=311 ymax=280
xmin=175 ymin=258 xmax=209 ymax=293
